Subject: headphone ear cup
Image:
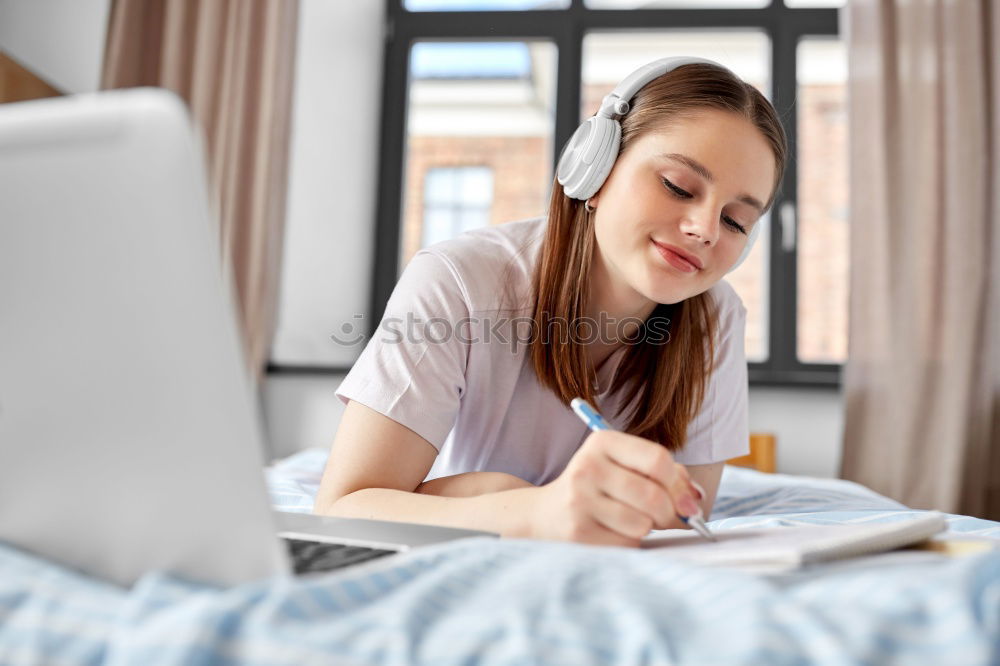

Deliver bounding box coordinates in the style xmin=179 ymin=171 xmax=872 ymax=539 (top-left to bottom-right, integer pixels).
xmin=556 ymin=116 xmax=621 ymax=200
xmin=727 ymin=217 xmax=763 ymax=274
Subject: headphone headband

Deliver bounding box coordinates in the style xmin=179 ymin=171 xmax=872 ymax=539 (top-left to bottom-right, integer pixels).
xmin=595 ymin=56 xmax=724 ymax=119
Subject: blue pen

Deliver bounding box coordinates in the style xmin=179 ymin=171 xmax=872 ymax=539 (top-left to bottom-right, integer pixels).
xmin=570 ymin=397 xmax=717 ymax=542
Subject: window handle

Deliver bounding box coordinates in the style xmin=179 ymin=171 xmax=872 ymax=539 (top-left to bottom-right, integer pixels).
xmin=779 ymin=200 xmax=797 ymax=253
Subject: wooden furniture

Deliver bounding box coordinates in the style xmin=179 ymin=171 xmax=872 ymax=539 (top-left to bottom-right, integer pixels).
xmin=0 ymin=50 xmax=62 ymax=104
xmin=728 ymin=433 xmax=777 ymax=473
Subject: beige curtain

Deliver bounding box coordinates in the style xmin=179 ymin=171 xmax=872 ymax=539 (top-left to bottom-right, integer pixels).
xmin=841 ymin=0 xmax=1000 ymax=519
xmin=101 ymin=0 xmax=299 ymax=385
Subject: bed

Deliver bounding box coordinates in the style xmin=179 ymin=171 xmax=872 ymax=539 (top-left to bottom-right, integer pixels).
xmin=2 ymin=448 xmax=998 ymax=665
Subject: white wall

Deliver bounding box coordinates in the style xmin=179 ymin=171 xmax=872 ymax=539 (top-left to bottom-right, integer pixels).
xmin=749 ymin=387 xmax=843 ymax=477
xmin=270 ymin=0 xmax=384 ymax=367
xmin=263 ymin=375 xmax=347 ymax=462
xmin=0 ymin=0 xmax=110 ymax=93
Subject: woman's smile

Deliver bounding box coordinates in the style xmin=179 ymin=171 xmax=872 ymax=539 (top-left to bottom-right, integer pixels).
xmin=651 ymin=239 xmax=702 ymax=273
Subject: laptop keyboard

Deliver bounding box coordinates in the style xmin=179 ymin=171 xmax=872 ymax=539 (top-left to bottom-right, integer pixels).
xmin=284 ymin=538 xmax=398 ymax=574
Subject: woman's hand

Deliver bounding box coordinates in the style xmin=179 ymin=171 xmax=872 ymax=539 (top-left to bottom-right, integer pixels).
xmin=526 ymin=429 xmax=702 ymax=547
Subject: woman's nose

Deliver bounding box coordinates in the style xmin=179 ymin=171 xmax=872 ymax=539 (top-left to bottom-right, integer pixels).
xmin=679 ymin=209 xmax=720 ymax=246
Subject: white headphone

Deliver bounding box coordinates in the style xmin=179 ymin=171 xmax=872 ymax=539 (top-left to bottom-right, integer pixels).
xmin=556 ymin=56 xmax=763 ymax=274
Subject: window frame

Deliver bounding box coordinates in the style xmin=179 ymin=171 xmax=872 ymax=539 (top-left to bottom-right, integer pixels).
xmin=358 ymin=0 xmax=843 ymax=387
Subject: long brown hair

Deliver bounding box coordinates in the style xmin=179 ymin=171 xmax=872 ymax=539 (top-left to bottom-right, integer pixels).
xmin=529 ymin=63 xmax=787 ymax=451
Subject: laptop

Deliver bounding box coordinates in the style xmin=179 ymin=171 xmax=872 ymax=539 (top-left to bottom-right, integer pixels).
xmin=0 ymin=88 xmax=496 ymax=588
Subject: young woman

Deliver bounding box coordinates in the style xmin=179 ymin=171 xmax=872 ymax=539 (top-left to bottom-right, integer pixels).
xmin=314 ymin=57 xmax=787 ymax=548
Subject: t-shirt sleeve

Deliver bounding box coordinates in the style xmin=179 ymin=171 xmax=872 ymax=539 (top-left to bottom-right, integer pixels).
xmin=672 ymin=284 xmax=750 ymax=466
xmin=335 ymin=250 xmax=469 ymax=451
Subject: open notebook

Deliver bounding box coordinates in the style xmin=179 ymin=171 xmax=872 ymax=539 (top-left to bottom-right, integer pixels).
xmin=641 ymin=512 xmax=949 ymax=573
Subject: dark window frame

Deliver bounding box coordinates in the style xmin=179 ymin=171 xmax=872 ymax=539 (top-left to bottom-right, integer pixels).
xmin=269 ymin=0 xmax=842 ymax=386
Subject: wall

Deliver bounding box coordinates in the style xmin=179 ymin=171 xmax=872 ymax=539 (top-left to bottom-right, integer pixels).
xmin=263 ymin=374 xmax=348 ymax=462
xmin=749 ymin=386 xmax=844 ymax=477
xmin=0 ymin=0 xmax=110 ymax=93
xmin=261 ymin=0 xmax=381 ymax=458
xmin=270 ymin=0 xmax=384 ymax=368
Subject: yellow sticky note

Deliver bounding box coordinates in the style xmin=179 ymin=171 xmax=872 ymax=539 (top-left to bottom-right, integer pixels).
xmin=909 ymin=538 xmax=998 ymax=557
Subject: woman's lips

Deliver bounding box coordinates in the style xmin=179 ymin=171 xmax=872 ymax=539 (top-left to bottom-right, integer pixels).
xmin=652 ymin=240 xmax=700 ymax=273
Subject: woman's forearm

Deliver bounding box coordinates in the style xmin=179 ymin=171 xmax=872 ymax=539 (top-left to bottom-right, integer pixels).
xmin=415 ymin=471 xmax=534 ymax=497
xmin=316 ymin=485 xmax=537 ymax=538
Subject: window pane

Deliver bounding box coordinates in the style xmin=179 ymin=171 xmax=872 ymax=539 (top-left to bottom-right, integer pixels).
xmin=458 ymin=167 xmax=493 ymax=205
xmin=422 ymin=207 xmax=458 ymax=247
xmin=402 ymin=41 xmax=557 ymax=267
xmin=422 ymin=166 xmax=494 ymax=247
xmin=731 ymin=214 xmax=770 ymax=363
xmin=587 ymin=0 xmax=767 ymax=7
xmin=412 ymin=42 xmax=531 ymax=78
xmin=582 ymin=30 xmax=771 ymax=361
xmin=423 ymin=168 xmax=455 ymax=206
xmin=405 ymin=0 xmax=570 ymax=11
xmin=785 ymin=0 xmax=844 ymax=7
xmin=796 ymin=37 xmax=848 ymax=363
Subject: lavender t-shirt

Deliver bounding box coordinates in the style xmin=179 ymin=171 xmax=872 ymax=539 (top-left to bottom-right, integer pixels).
xmin=336 ymin=217 xmax=749 ymax=485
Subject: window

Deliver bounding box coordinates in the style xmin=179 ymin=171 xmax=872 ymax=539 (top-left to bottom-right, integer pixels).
xmin=401 ymin=40 xmax=556 ymax=267
xmin=405 ymin=0 xmax=570 ymax=9
xmin=370 ymin=0 xmax=843 ymax=386
xmin=586 ymin=0 xmax=769 ymax=7
xmin=796 ymin=37 xmax=848 ymax=364
xmin=422 ymin=166 xmax=495 ymax=247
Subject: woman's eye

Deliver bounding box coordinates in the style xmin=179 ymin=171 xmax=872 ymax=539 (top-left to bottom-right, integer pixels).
xmin=661 ymin=178 xmax=691 ymax=198
xmin=663 ymin=177 xmax=749 ymax=235
xmin=723 ymin=215 xmax=748 ymax=235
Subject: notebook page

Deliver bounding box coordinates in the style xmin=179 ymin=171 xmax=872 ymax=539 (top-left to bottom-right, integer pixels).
xmin=640 ymin=512 xmax=947 ymax=572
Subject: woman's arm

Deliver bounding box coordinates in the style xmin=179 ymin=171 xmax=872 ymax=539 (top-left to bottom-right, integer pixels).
xmin=315 ymin=400 xmax=711 ymax=544
xmin=415 ymin=472 xmax=534 ymax=497
xmin=313 ymin=400 xmax=538 ymax=536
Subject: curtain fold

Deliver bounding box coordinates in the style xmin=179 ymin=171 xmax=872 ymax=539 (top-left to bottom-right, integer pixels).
xmin=101 ymin=0 xmax=299 ymax=385
xmin=841 ymin=0 xmax=1000 ymax=518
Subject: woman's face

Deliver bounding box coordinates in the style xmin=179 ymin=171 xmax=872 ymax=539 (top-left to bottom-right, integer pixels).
xmin=590 ymin=108 xmax=776 ymax=311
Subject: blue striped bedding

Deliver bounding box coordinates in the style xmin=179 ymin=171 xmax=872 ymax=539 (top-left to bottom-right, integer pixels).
xmin=2 ymin=449 xmax=998 ymax=665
